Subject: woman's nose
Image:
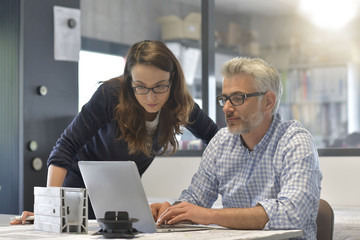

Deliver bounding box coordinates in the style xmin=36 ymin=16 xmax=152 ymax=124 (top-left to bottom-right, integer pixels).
xmin=146 ymin=90 xmax=157 ymax=101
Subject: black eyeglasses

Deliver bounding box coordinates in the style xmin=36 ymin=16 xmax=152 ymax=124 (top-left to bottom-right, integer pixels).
xmin=132 ymin=84 xmax=170 ymax=95
xmin=216 ymin=92 xmax=266 ymax=107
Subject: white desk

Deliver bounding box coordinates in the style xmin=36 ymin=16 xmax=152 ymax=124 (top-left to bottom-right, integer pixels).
xmin=0 ymin=215 xmax=13 ymax=227
xmin=0 ymin=217 xmax=302 ymax=240
xmin=333 ymin=206 xmax=360 ymax=240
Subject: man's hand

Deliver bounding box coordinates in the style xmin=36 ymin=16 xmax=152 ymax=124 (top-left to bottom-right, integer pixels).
xmin=10 ymin=211 xmax=34 ymax=225
xmin=153 ymin=202 xmax=269 ymax=229
xmin=150 ymin=201 xmax=171 ymax=222
xmin=156 ymin=201 xmax=212 ymax=226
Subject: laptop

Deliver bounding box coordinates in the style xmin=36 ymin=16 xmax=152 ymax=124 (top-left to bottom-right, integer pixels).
xmin=78 ymin=161 xmax=213 ymax=233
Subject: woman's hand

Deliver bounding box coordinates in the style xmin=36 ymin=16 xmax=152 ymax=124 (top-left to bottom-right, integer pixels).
xmin=10 ymin=211 xmax=34 ymax=225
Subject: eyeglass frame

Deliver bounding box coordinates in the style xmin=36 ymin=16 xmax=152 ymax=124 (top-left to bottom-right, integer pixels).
xmin=216 ymin=92 xmax=267 ymax=107
xmin=132 ymin=82 xmax=171 ymax=95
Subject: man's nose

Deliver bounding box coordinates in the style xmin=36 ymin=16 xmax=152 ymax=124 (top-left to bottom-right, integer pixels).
xmin=223 ymin=99 xmax=234 ymax=113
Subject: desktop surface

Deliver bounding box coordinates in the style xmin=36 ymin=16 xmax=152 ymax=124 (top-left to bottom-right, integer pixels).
xmin=0 ymin=216 xmax=303 ymax=240
xmin=0 ymin=215 xmax=13 ymax=227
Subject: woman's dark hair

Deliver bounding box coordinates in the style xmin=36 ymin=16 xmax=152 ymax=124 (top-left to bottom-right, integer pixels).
xmin=114 ymin=40 xmax=194 ymax=156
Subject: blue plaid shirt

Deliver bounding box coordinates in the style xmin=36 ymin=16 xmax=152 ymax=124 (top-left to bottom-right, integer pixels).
xmin=179 ymin=113 xmax=322 ymax=239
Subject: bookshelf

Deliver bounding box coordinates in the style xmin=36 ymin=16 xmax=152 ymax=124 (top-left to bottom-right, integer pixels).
xmin=279 ymin=64 xmax=348 ymax=148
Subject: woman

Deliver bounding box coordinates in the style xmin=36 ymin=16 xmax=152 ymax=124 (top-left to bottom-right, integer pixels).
xmin=13 ymin=40 xmax=218 ymax=223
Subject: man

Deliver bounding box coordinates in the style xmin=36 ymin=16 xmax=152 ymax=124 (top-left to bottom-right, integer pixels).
xmin=151 ymin=57 xmax=322 ymax=239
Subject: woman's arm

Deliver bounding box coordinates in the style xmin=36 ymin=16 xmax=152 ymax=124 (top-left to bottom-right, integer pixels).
xmin=186 ymin=102 xmax=219 ymax=144
xmin=46 ymin=165 xmax=67 ymax=187
xmin=47 ymin=80 xmax=120 ymax=170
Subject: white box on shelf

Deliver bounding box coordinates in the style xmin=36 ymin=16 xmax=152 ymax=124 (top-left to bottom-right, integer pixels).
xmin=183 ymin=12 xmax=201 ymax=40
xmin=157 ymin=15 xmax=184 ymax=40
xmin=158 ymin=12 xmax=201 ymax=41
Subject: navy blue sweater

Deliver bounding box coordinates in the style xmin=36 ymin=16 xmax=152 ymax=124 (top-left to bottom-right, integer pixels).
xmin=47 ymin=79 xmax=219 ymax=189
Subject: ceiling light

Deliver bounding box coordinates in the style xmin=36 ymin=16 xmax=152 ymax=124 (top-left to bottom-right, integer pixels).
xmin=299 ymin=0 xmax=358 ymax=30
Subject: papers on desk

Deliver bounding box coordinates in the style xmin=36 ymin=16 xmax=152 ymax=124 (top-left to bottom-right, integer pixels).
xmin=0 ymin=220 xmax=303 ymax=240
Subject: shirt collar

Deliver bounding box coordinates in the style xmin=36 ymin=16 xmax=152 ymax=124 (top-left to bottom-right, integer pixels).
xmin=253 ymin=113 xmax=281 ymax=151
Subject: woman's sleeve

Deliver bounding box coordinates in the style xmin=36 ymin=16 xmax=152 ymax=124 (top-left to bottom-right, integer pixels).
xmin=185 ymin=102 xmax=219 ymax=144
xmin=47 ymin=82 xmax=118 ymax=170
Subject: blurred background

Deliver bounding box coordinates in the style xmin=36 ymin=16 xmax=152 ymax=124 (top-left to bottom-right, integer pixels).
xmin=2 ymin=0 xmax=360 ymax=215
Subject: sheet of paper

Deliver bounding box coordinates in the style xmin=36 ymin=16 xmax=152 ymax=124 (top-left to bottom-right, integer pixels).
xmin=53 ymin=6 xmax=81 ymax=62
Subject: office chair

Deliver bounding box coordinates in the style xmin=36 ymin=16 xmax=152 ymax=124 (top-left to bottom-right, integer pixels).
xmin=316 ymin=199 xmax=334 ymax=240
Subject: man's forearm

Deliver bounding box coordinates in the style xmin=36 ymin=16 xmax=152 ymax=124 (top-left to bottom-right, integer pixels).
xmin=209 ymin=205 xmax=269 ymax=229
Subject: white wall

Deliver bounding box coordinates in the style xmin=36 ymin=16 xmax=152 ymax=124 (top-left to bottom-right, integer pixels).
xmin=319 ymin=156 xmax=360 ymax=207
xmin=142 ymin=156 xmax=360 ymax=207
xmin=142 ymin=157 xmax=201 ymax=202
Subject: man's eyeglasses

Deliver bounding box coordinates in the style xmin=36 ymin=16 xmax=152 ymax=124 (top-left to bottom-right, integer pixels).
xmin=216 ymin=92 xmax=266 ymax=107
xmin=132 ymin=84 xmax=170 ymax=95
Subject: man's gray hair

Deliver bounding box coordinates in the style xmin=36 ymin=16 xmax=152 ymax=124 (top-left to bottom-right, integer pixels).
xmin=221 ymin=57 xmax=283 ymax=114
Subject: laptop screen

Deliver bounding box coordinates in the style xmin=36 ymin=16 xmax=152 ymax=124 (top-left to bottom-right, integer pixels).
xmin=78 ymin=161 xmax=157 ymax=233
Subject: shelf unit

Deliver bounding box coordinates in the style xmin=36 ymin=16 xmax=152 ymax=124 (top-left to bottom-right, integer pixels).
xmin=279 ymin=64 xmax=348 ymax=148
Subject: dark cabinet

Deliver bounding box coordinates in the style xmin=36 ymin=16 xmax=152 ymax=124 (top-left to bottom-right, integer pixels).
xmin=0 ymin=0 xmax=79 ymax=214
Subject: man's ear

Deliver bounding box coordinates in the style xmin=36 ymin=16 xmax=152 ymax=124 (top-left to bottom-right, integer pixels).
xmin=264 ymin=92 xmax=276 ymax=112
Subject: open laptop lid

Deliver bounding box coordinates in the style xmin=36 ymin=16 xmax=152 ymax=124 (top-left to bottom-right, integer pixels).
xmin=78 ymin=161 xmax=157 ymax=233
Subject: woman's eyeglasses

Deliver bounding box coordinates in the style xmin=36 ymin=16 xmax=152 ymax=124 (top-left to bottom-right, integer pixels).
xmin=132 ymin=84 xmax=170 ymax=95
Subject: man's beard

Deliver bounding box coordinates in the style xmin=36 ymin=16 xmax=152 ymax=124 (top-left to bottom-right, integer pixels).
xmin=227 ymin=109 xmax=264 ymax=135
